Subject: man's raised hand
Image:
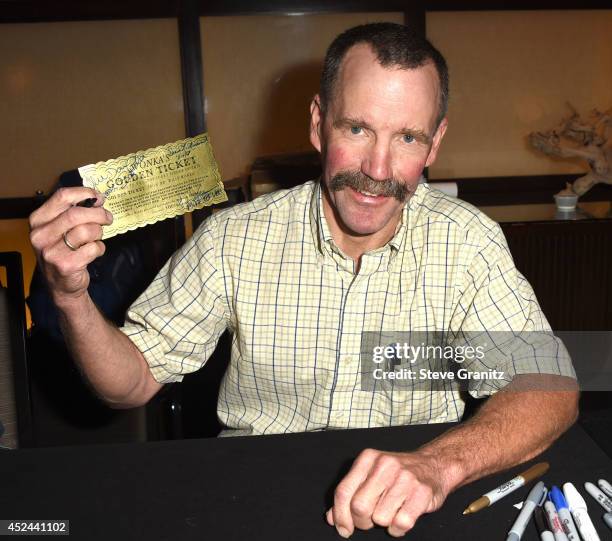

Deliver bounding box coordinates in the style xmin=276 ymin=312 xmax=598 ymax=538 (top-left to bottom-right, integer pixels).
xmin=29 ymin=187 xmax=113 ymax=305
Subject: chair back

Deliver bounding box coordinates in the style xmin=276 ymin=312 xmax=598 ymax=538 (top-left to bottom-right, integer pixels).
xmin=0 ymin=251 xmax=33 ymax=448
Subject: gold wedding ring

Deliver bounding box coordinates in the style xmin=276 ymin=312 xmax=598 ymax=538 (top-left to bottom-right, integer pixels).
xmin=62 ymin=230 xmax=78 ymax=251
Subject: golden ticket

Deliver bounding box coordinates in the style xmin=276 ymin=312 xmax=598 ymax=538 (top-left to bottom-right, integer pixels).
xmin=78 ymin=133 xmax=227 ymax=239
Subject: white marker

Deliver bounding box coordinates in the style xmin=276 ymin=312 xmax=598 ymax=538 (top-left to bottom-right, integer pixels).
xmin=603 ymin=512 xmax=612 ymax=531
xmin=585 ymin=482 xmax=612 ymax=512
xmin=563 ymin=483 xmax=601 ymax=541
xmin=544 ymin=500 xmax=569 ymax=541
xmin=597 ymin=479 xmax=612 ymax=499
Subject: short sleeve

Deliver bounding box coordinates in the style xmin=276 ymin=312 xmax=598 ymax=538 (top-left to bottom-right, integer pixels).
xmin=449 ymin=226 xmax=576 ymax=397
xmin=120 ymin=216 xmax=230 ymax=383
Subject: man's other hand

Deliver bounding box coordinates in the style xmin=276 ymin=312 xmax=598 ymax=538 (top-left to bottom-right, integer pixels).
xmin=29 ymin=187 xmax=113 ymax=306
xmin=326 ymin=448 xmax=449 ymax=538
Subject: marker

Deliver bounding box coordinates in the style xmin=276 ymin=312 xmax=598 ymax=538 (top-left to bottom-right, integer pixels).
xmin=549 ymin=486 xmax=580 ymax=541
xmin=507 ymin=481 xmax=547 ymax=541
xmin=535 ymin=506 xmax=555 ymax=541
xmin=544 ymin=500 xmax=569 ymax=541
xmin=585 ymin=482 xmax=612 ymax=512
xmin=563 ymin=482 xmax=601 ymax=541
xmin=463 ymin=462 xmax=550 ymax=514
xmin=603 ymin=512 xmax=612 ymax=531
xmin=77 ymin=197 xmax=97 ymax=208
xmin=598 ymin=479 xmax=612 ymax=499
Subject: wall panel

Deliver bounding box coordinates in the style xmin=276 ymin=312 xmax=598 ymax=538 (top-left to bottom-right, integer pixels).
xmin=200 ymin=12 xmax=404 ymax=181
xmin=0 ymin=19 xmax=185 ymax=198
xmin=427 ymin=10 xmax=612 ymax=179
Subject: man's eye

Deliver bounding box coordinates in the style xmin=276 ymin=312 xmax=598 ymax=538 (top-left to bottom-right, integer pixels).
xmin=403 ymin=134 xmax=415 ymax=143
xmin=350 ymin=126 xmax=363 ymax=135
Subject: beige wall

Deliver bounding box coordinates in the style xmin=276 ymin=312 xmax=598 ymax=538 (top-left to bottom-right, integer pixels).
xmin=2 ymin=12 xmax=610 ymax=192
xmin=427 ymin=10 xmax=612 ymax=179
xmin=200 ymin=12 xmax=405 ymax=181
xmin=0 ymin=18 xmax=185 ymax=198
xmin=0 ymin=18 xmax=186 ymax=299
xmin=201 ymin=10 xmax=612 ymax=182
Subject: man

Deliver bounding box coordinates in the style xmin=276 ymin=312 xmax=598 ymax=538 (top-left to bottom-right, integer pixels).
xmin=30 ymin=23 xmax=577 ymax=538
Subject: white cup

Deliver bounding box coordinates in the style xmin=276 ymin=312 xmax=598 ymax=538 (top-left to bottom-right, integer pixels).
xmin=554 ymin=193 xmax=578 ymax=211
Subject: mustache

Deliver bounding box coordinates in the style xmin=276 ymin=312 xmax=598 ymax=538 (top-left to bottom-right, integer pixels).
xmin=328 ymin=170 xmax=411 ymax=202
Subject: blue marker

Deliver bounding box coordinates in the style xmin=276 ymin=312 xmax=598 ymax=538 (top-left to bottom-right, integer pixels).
xmin=550 ymin=486 xmax=580 ymax=541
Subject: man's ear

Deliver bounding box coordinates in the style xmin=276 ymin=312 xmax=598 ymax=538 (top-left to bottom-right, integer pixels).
xmin=425 ymin=117 xmax=448 ymax=168
xmin=309 ymin=94 xmax=323 ymax=153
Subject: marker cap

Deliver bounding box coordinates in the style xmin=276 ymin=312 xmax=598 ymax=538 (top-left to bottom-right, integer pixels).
xmin=550 ymin=486 xmax=569 ymax=510
xmin=585 ymin=481 xmax=612 ymax=512
xmin=598 ymin=479 xmax=612 ymax=499
xmin=563 ymin=482 xmax=588 ymax=509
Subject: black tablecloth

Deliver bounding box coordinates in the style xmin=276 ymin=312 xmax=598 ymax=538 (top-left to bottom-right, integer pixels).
xmin=3 ymin=423 xmax=611 ymax=540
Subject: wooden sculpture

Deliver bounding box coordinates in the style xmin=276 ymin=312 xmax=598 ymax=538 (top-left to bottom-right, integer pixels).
xmin=529 ymin=104 xmax=612 ymax=196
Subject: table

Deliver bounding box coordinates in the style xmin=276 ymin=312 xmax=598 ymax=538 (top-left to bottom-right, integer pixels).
xmin=480 ymin=200 xmax=612 ymax=223
xmin=2 ymin=423 xmax=611 ymax=540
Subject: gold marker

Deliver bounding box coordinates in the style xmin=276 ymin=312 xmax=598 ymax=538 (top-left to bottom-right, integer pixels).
xmin=463 ymin=462 xmax=549 ymax=515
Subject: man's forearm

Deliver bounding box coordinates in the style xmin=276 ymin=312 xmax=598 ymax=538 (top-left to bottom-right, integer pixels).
xmin=416 ymin=374 xmax=579 ymax=496
xmin=56 ymin=293 xmax=162 ymax=408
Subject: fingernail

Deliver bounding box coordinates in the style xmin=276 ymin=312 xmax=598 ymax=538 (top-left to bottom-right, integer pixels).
xmin=337 ymin=526 xmax=351 ymax=538
xmin=105 ymin=210 xmax=113 ymax=221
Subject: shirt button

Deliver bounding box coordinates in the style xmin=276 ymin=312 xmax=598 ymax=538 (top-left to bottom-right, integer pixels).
xmin=342 ymin=356 xmax=352 ymax=364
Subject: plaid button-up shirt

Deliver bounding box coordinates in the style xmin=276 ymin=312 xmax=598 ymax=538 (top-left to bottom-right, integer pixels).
xmin=122 ymin=180 xmax=574 ymax=436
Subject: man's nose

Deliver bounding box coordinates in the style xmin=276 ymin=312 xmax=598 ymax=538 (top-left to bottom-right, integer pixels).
xmin=361 ymin=141 xmax=393 ymax=181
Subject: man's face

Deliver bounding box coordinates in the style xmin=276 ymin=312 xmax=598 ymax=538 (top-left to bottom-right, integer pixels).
xmin=310 ymin=44 xmax=447 ymax=247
